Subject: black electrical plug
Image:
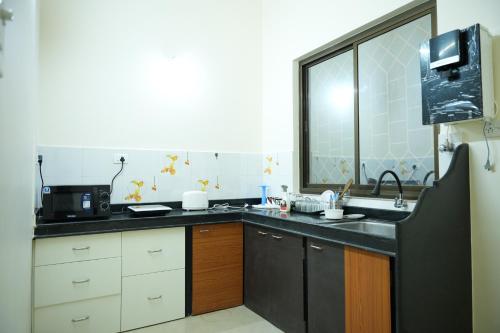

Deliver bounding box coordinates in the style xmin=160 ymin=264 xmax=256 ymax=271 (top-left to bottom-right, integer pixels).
xmin=111 ymin=156 xmax=126 ymax=194
xmin=38 ymin=154 xmax=44 ymax=206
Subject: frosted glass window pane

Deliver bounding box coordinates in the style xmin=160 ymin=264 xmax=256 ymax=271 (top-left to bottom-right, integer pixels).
xmin=308 ymin=50 xmax=355 ymax=185
xmin=358 ymin=15 xmax=434 ymax=186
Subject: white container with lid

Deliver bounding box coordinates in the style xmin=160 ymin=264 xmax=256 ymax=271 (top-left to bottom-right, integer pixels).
xmin=182 ymin=191 xmax=208 ymax=211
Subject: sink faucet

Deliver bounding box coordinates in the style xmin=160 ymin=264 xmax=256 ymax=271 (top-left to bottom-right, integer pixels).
xmin=371 ymin=170 xmax=408 ymax=209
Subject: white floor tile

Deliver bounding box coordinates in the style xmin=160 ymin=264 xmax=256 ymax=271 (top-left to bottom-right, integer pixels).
xmin=128 ymin=306 xmax=282 ymax=333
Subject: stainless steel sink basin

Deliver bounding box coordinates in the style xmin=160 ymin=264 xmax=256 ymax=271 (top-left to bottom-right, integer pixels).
xmin=330 ymin=221 xmax=395 ymax=238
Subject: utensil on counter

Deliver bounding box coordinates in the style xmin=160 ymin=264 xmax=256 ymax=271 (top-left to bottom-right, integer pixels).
xmin=338 ymin=178 xmax=353 ymax=200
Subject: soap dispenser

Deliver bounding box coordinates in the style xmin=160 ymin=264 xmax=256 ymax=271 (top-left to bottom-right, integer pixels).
xmin=279 ymin=185 xmax=291 ymax=212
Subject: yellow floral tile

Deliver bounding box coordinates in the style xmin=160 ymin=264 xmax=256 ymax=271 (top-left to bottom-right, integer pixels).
xmin=198 ymin=179 xmax=209 ymax=192
xmin=125 ymin=179 xmax=144 ymax=202
xmin=161 ymin=154 xmax=178 ymax=175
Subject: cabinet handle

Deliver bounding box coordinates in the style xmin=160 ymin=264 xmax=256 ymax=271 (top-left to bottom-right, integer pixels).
xmin=271 ymin=235 xmax=283 ymax=240
xmin=72 ymin=246 xmax=90 ymax=251
xmin=199 ymin=229 xmax=210 ymax=233
xmin=147 ymin=249 xmax=163 ymax=254
xmin=310 ymin=245 xmax=323 ymax=251
xmin=72 ymin=278 xmax=90 ymax=284
xmin=257 ymin=231 xmax=268 ymax=236
xmin=71 ymin=316 xmax=90 ymax=323
xmin=147 ymin=295 xmax=163 ymax=301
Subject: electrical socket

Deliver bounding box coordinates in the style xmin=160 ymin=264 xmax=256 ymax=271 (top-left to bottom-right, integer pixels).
xmin=113 ymin=153 xmax=128 ymax=164
xmin=484 ymin=121 xmax=500 ymax=138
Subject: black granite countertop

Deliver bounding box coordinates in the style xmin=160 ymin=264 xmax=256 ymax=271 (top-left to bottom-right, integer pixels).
xmin=34 ymin=204 xmax=409 ymax=256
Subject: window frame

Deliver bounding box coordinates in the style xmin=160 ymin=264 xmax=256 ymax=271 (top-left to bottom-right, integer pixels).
xmin=299 ymin=0 xmax=439 ymax=200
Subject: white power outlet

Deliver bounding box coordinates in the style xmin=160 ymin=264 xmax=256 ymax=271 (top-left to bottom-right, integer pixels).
xmin=113 ymin=153 xmax=128 ymax=164
xmin=484 ymin=121 xmax=500 ymax=138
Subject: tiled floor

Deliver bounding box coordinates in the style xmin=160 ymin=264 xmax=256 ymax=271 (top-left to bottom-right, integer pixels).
xmin=130 ymin=306 xmax=283 ymax=333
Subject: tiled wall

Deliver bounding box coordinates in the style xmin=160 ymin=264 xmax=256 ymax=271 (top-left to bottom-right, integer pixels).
xmin=35 ymin=146 xmax=293 ymax=207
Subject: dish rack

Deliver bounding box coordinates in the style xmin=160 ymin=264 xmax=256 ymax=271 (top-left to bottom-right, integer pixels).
xmin=292 ymin=197 xmax=330 ymax=214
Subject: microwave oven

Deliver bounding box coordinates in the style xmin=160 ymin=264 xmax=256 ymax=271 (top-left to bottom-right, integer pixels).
xmin=41 ymin=185 xmax=111 ymax=221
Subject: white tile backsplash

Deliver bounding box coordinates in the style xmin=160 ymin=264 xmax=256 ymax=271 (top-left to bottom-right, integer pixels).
xmin=35 ymin=145 xmax=293 ymax=207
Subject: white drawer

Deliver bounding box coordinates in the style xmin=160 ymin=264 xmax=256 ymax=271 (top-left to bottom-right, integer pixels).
xmin=34 ymin=257 xmax=121 ymax=308
xmin=122 ymin=227 xmax=185 ymax=276
xmin=34 ymin=233 xmax=121 ymax=266
xmin=34 ymin=295 xmax=120 ymax=333
xmin=121 ymin=269 xmax=185 ymax=331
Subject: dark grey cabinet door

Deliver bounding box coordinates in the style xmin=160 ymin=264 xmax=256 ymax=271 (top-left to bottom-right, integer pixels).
xmin=267 ymin=231 xmax=305 ymax=333
xmin=307 ymin=238 xmax=345 ymax=333
xmin=244 ymin=225 xmax=305 ymax=333
xmin=244 ymin=225 xmax=271 ymax=319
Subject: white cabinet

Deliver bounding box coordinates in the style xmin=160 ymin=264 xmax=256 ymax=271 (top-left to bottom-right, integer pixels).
xmin=33 ymin=233 xmax=122 ymax=333
xmin=122 ymin=228 xmax=185 ymax=276
xmin=34 ymin=233 xmax=121 ymax=266
xmin=121 ymin=227 xmax=186 ymax=330
xmin=34 ymin=257 xmax=121 ymax=307
xmin=32 ymin=227 xmax=186 ymax=333
xmin=33 ymin=295 xmax=120 ymax=333
xmin=121 ymin=269 xmax=185 ymax=331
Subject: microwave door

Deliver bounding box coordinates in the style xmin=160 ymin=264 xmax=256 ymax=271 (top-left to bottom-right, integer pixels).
xmin=52 ymin=192 xmax=93 ymax=218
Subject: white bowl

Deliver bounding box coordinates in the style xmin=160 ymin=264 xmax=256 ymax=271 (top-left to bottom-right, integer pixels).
xmin=324 ymin=208 xmax=344 ymax=220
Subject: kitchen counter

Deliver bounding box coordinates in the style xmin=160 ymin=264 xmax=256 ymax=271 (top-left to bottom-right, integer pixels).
xmin=34 ymin=206 xmax=407 ymax=256
xmin=32 ymin=144 xmax=473 ymax=333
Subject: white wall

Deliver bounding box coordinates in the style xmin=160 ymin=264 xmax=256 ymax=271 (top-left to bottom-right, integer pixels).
xmin=0 ymin=0 xmax=38 ymax=332
xmin=262 ymin=0 xmax=500 ymax=331
xmin=261 ymin=0 xmax=415 ymax=153
xmin=437 ymin=1 xmax=500 ymax=332
xmin=39 ymin=0 xmax=262 ymax=152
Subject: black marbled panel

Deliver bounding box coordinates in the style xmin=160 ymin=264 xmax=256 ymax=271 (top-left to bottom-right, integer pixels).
xmin=421 ymin=24 xmax=484 ymax=124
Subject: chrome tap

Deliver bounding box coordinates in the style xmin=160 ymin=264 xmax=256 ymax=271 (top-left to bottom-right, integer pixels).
xmin=371 ymin=170 xmax=408 ymax=209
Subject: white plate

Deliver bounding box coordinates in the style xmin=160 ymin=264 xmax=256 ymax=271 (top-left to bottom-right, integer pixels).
xmin=319 ymin=216 xmax=342 ymax=221
xmin=252 ymin=204 xmax=280 ymax=210
xmin=128 ymin=205 xmax=172 ymax=212
xmin=343 ymin=214 xmax=365 ymax=219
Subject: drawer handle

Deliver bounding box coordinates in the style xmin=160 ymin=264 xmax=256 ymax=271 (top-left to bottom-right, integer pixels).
xmin=257 ymin=231 xmax=268 ymax=236
xmin=72 ymin=278 xmax=90 ymax=284
xmin=147 ymin=295 xmax=163 ymax=301
xmin=199 ymin=229 xmax=210 ymax=233
xmin=71 ymin=316 xmax=90 ymax=323
xmin=271 ymin=235 xmax=283 ymax=240
xmin=72 ymin=246 xmax=90 ymax=251
xmin=310 ymin=245 xmax=323 ymax=251
xmin=147 ymin=249 xmax=163 ymax=254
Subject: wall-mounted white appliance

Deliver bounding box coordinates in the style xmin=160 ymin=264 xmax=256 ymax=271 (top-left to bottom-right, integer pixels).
xmin=420 ymin=24 xmax=496 ymax=125
xmin=182 ymin=191 xmax=208 ymax=211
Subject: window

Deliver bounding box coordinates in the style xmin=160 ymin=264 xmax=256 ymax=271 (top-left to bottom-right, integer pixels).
xmin=299 ymin=1 xmax=438 ymax=198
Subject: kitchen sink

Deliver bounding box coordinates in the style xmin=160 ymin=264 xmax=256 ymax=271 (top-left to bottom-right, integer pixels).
xmin=328 ymin=221 xmax=396 ymax=238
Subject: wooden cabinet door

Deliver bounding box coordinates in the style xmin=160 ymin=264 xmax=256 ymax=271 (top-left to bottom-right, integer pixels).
xmin=267 ymin=230 xmax=305 ymax=333
xmin=192 ymin=222 xmax=243 ymax=315
xmin=244 ymin=224 xmax=272 ymax=319
xmin=307 ymin=239 xmax=345 ymax=333
xmin=345 ymin=246 xmax=391 ymax=333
